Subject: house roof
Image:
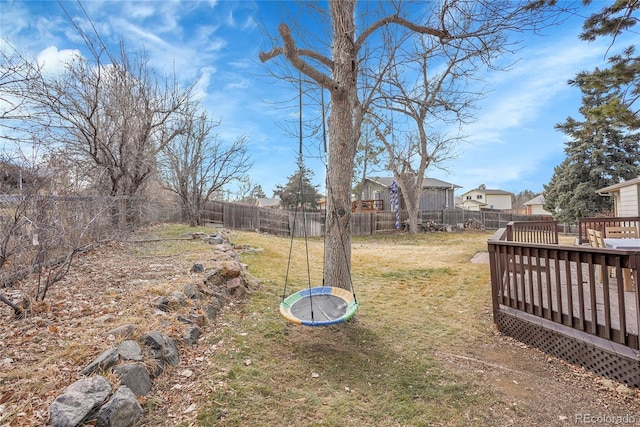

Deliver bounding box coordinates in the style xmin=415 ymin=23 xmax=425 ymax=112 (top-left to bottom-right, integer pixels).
xmin=460 ymin=188 xmax=513 ymax=197
xmin=366 ymin=176 xmax=461 ymax=189
xmin=256 ymin=197 xmax=281 ymax=208
xmin=523 ymin=194 xmax=545 ymax=206
xmin=596 ymin=177 xmax=640 ymax=194
xmin=458 ymin=199 xmax=487 ymax=207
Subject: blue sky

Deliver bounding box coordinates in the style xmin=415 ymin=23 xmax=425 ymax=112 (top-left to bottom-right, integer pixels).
xmin=1 ymin=1 xmax=636 ymax=198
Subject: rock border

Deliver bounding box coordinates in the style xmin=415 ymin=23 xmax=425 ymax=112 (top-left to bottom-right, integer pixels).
xmin=48 ymin=230 xmax=259 ymax=427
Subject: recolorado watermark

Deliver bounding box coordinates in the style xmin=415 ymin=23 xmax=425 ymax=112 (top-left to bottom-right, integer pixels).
xmin=575 ymin=413 xmax=638 ymax=425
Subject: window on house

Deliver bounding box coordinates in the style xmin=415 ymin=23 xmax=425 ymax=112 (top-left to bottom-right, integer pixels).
xmin=466 ymin=196 xmax=471 ymax=200
xmin=477 ymin=195 xmax=483 ymax=200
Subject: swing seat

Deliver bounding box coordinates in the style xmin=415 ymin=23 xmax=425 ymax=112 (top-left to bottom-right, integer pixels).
xmin=280 ymin=286 xmax=359 ymax=327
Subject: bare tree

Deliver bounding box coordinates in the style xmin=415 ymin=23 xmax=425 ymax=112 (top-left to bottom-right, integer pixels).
xmin=352 ymin=115 xmax=385 ymax=212
xmin=26 ymin=38 xmax=193 ymax=225
xmin=371 ymin=34 xmax=479 ymax=233
xmin=0 ymin=146 xmax=94 ymax=319
xmin=0 ymin=42 xmax=43 ymax=144
xmin=160 ymin=108 xmax=252 ymax=227
xmin=260 ymin=0 xmax=566 ymax=288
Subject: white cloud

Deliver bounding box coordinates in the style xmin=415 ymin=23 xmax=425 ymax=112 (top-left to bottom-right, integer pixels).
xmin=37 ymin=46 xmax=82 ymax=75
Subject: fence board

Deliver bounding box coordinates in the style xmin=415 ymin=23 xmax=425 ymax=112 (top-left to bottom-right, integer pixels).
xmin=200 ymin=202 xmax=562 ymax=237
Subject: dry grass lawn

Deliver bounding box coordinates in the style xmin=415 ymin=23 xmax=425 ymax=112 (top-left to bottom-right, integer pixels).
xmin=1 ymin=226 xmax=638 ymax=427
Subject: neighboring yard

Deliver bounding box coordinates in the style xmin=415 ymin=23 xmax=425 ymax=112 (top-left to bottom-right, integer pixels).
xmin=1 ymin=226 xmax=638 ymax=426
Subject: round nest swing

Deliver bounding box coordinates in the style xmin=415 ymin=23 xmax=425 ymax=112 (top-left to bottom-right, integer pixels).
xmin=280 ymin=286 xmax=359 ymax=327
xmin=279 ymin=77 xmax=359 ymax=327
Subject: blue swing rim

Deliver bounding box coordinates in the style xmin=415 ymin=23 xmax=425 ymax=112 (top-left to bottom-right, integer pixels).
xmin=280 ymin=286 xmax=359 ymax=327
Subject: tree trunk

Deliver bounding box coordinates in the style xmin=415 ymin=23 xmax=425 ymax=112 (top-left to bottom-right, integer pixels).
xmin=324 ymin=0 xmax=358 ymax=290
xmin=398 ymin=173 xmax=420 ymax=234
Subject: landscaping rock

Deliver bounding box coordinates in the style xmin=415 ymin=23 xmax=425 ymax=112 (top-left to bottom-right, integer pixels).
xmin=202 ymin=303 xmax=218 ymax=320
xmin=117 ymin=340 xmax=143 ymax=361
xmin=151 ymin=296 xmax=170 ymax=312
xmin=169 ymin=291 xmax=187 ymax=306
xmin=183 ymin=283 xmax=201 ymax=299
xmin=113 ymin=363 xmax=152 ymax=397
xmin=142 ymin=332 xmax=164 ymax=350
xmin=184 ymin=326 xmax=200 ymax=346
xmin=80 ymin=348 xmax=120 ymax=376
xmin=162 ymin=336 xmax=180 ymax=366
xmin=95 ymin=386 xmax=143 ymax=427
xmin=204 ymin=268 xmax=225 ymax=287
xmin=190 ymin=263 xmax=204 ymax=273
xmin=106 ymin=324 xmax=138 ymax=339
xmin=49 ymin=376 xmax=111 ymax=427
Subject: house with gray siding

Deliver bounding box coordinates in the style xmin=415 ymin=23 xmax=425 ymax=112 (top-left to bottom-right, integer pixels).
xmin=356 ymin=177 xmax=460 ymax=212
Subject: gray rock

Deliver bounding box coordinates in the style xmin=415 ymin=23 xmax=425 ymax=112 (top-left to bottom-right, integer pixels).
xmin=162 ymin=336 xmax=180 ymax=366
xmin=184 ymin=326 xmax=200 ymax=346
xmin=95 ymin=386 xmax=143 ymax=427
xmin=106 ymin=324 xmax=137 ymax=339
xmin=169 ymin=291 xmax=187 ymax=306
xmin=207 ymin=236 xmax=225 ymax=245
xmin=49 ymin=376 xmax=111 ymax=427
xmin=142 ymin=331 xmax=164 ymax=350
xmin=80 ymin=348 xmax=120 ymax=376
xmin=177 ymin=315 xmax=194 ymax=325
xmin=202 ymin=303 xmax=218 ymax=320
xmin=117 ymin=340 xmax=143 ymax=361
xmin=204 ymin=268 xmax=225 ymax=287
xmin=190 ymin=264 xmax=204 ymax=273
xmin=183 ymin=283 xmax=201 ymax=298
xmin=151 ymin=296 xmax=170 ymax=311
xmin=113 ymin=363 xmax=152 ymax=397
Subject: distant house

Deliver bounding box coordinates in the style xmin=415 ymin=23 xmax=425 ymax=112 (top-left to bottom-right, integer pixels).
xmin=523 ymin=194 xmax=553 ymax=216
xmin=458 ymin=187 xmax=513 ymax=211
xmin=356 ymin=176 xmax=460 ymax=212
xmin=255 ymin=197 xmax=281 ymax=209
xmin=596 ymin=177 xmax=640 ymax=217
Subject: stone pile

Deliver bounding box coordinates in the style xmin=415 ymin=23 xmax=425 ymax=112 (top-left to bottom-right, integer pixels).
xmin=48 ymin=229 xmax=259 ymax=427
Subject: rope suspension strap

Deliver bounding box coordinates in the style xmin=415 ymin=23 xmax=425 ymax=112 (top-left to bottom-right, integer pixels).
xmin=279 ymin=78 xmax=359 ymax=327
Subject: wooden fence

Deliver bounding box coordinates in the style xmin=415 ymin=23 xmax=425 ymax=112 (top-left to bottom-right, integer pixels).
xmin=201 ymin=201 xmax=555 ymax=237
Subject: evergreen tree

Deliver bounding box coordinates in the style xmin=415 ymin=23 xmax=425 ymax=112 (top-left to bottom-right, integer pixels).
xmin=544 ymin=85 xmax=640 ymax=224
xmin=576 ymin=1 xmax=640 ymax=129
xmin=251 ymin=185 xmax=266 ymax=199
xmin=273 ymin=156 xmax=322 ymax=211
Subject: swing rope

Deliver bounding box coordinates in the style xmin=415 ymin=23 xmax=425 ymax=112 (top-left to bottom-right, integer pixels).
xmin=279 ymin=75 xmax=359 ymax=327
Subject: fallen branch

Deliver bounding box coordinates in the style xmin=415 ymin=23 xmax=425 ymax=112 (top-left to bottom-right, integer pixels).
xmin=0 ymin=291 xmax=23 ymax=317
xmin=435 ymin=351 xmax=529 ymax=376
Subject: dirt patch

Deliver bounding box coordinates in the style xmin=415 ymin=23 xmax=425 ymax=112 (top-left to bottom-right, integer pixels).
xmin=436 ymin=324 xmax=640 ymax=426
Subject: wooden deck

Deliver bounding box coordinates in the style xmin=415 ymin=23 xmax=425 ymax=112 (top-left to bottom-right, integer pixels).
xmin=504 ymin=255 xmax=638 ymax=334
xmin=488 ymin=222 xmax=640 ymax=388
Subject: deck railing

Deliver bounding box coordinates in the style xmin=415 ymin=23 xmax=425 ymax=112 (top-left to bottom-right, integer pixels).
xmin=506 ymin=220 xmax=559 ymax=244
xmin=351 ymin=199 xmax=384 ymax=212
xmin=578 ymin=217 xmax=640 ymax=244
xmin=488 ymin=228 xmax=640 ymax=351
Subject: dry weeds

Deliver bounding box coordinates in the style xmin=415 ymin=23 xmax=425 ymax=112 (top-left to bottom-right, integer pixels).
xmin=0 ymin=227 xmax=639 ymax=427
